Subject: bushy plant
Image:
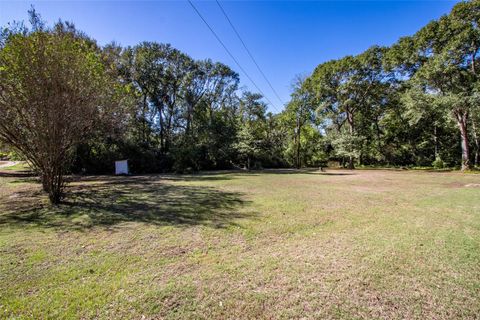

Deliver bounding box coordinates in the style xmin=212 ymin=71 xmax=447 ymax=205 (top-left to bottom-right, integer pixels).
xmin=432 ymin=157 xmax=446 ymax=169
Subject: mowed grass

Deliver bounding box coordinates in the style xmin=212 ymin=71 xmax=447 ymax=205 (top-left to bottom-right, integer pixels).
xmin=0 ymin=162 xmax=30 ymax=172
xmin=0 ymin=168 xmax=479 ymax=319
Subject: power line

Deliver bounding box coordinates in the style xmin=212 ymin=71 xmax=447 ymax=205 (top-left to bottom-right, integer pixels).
xmin=187 ymin=0 xmax=280 ymax=113
xmin=216 ymin=0 xmax=285 ymax=107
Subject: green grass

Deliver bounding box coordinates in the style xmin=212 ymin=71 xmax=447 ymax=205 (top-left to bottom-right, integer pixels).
xmin=0 ymin=168 xmax=479 ymax=319
xmin=1 ymin=161 xmax=31 ymax=172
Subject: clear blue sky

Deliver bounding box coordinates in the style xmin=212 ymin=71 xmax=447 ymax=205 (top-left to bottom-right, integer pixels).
xmin=1 ymin=1 xmax=458 ymax=112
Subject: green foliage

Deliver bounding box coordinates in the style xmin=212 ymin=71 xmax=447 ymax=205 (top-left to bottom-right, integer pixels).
xmin=328 ymin=131 xmax=364 ymax=163
xmin=3 ymin=1 xmax=480 ymax=183
xmin=432 ymin=156 xmax=446 ymax=169
xmin=299 ymin=0 xmax=480 ymax=170
xmin=0 ymin=10 xmax=121 ymax=203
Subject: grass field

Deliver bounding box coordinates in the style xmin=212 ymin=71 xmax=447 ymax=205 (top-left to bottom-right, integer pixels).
xmin=1 ymin=168 xmax=479 ymax=319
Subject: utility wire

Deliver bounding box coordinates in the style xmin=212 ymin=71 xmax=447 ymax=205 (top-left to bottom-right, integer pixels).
xmin=216 ymin=0 xmax=285 ymax=107
xmin=188 ymin=0 xmax=280 ymax=113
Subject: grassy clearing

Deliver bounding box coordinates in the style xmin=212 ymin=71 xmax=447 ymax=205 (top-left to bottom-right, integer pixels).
xmin=0 ymin=168 xmax=479 ymax=319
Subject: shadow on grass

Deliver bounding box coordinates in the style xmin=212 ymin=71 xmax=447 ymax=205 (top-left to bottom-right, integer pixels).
xmin=312 ymin=172 xmax=355 ymax=176
xmin=0 ymin=168 xmax=351 ymax=230
xmin=0 ymin=175 xmax=254 ymax=230
xmin=0 ymin=170 xmax=36 ymax=178
xmin=260 ymin=168 xmax=355 ymax=176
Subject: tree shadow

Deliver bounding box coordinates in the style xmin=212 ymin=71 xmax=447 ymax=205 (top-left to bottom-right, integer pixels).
xmin=310 ymin=172 xmax=355 ymax=176
xmin=259 ymin=168 xmax=355 ymax=176
xmin=0 ymin=175 xmax=254 ymax=231
xmin=75 ymin=172 xmax=237 ymax=184
xmin=0 ymin=170 xmax=37 ymax=178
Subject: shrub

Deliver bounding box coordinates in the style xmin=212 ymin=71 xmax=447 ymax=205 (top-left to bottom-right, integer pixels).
xmin=432 ymin=157 xmax=446 ymax=169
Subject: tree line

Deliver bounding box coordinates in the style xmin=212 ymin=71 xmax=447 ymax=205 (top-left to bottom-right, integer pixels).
xmin=295 ymin=0 xmax=480 ymax=171
xmin=0 ymin=2 xmax=478 ymax=204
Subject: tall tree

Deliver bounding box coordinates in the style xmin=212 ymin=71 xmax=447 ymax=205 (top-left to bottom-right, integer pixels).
xmin=0 ymin=12 xmax=117 ymax=203
xmin=308 ymin=46 xmax=389 ymax=168
xmin=407 ymin=1 xmax=480 ymax=170
xmin=284 ymin=75 xmax=314 ymax=168
xmin=235 ymin=92 xmax=269 ymax=169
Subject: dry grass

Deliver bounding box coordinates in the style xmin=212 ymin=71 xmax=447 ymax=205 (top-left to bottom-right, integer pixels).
xmin=0 ymin=168 xmax=479 ymax=319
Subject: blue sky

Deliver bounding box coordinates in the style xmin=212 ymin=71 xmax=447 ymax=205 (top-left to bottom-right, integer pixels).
xmin=1 ymin=1 xmax=458 ymax=112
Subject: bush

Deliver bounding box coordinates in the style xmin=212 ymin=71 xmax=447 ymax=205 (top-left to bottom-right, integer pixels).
xmin=171 ymin=144 xmax=201 ymax=173
xmin=432 ymin=157 xmax=446 ymax=169
xmin=72 ymin=141 xmax=171 ymax=175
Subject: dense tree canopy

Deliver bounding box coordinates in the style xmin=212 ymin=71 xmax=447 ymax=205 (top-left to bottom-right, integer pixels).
xmin=303 ymin=0 xmax=480 ymax=170
xmin=1 ymin=1 xmax=479 ymax=203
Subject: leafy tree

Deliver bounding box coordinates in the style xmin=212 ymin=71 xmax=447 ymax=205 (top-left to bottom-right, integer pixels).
xmin=403 ymin=1 xmax=480 ymax=170
xmin=308 ymin=47 xmax=389 ymax=168
xmin=5 ymin=0 xmax=480 ymax=192
xmin=0 ymin=11 xmax=118 ymax=203
xmin=283 ymin=75 xmax=314 ymax=168
xmin=235 ymin=92 xmax=269 ymax=169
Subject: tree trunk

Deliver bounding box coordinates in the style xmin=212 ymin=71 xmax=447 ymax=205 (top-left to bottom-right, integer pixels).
xmin=296 ymin=138 xmax=301 ymax=169
xmin=158 ymin=106 xmax=165 ymax=153
xmin=347 ymin=156 xmax=354 ymax=169
xmin=40 ymin=167 xmax=64 ymax=204
xmin=347 ymin=112 xmax=355 ymax=170
xmin=375 ymin=116 xmax=384 ymax=162
xmin=433 ymin=124 xmax=439 ymax=160
xmin=472 ymin=118 xmax=479 ymax=167
xmin=455 ymin=110 xmax=471 ymax=171
xmin=296 ymin=122 xmax=302 ymax=169
xmin=142 ymin=94 xmax=148 ymax=145
xmin=186 ymin=103 xmax=193 ymax=137
xmin=164 ymin=104 xmax=174 ymax=153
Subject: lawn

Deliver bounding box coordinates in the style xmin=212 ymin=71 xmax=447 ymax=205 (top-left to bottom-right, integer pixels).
xmin=0 ymin=168 xmax=479 ymax=319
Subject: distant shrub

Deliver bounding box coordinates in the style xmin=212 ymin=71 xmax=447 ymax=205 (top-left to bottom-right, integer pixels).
xmin=432 ymin=157 xmax=446 ymax=169
xmin=327 ymin=160 xmax=341 ymax=168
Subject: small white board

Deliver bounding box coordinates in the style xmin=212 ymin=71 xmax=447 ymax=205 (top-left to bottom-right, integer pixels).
xmin=115 ymin=160 xmax=129 ymax=175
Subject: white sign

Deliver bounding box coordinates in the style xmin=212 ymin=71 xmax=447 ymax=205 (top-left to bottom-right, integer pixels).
xmin=115 ymin=160 xmax=129 ymax=175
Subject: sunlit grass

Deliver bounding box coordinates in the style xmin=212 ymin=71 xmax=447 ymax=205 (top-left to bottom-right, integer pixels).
xmin=0 ymin=168 xmax=479 ymax=319
xmin=1 ymin=161 xmax=31 ymax=171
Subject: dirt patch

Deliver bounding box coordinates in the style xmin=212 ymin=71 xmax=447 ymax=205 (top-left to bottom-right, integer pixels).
xmin=464 ymin=183 xmax=480 ymax=188
xmin=445 ymin=182 xmax=465 ymax=188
